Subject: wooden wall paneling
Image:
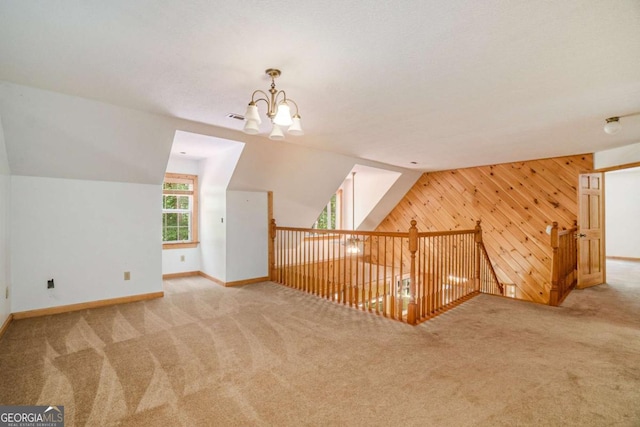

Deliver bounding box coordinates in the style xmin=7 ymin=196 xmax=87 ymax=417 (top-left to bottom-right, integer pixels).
xmin=375 ymin=154 xmax=592 ymax=304
xmin=456 ymin=166 xmax=550 ymax=259
xmin=421 ymin=173 xmax=477 ymax=229
xmin=402 ymin=189 xmax=448 ymax=231
xmin=404 ymin=170 xmax=540 ymax=300
xmin=531 ymin=165 xmax=577 ymax=226
xmin=383 ymin=168 xmax=546 ymax=302
xmin=405 ymin=173 xmax=468 ymax=230
xmin=474 ymin=165 xmax=559 ymax=296
xmin=471 ymin=167 xmax=555 ymax=299
xmin=498 ymin=163 xmax=571 ymax=227
xmin=536 ymin=161 xmax=583 ymax=211
xmin=475 ymin=166 xmax=552 ymax=261
xmin=511 ymin=161 xmax=576 ymax=225
xmin=456 ymin=168 xmax=550 ymax=302
xmin=528 ymin=161 xmax=580 ymax=213
xmin=544 ymin=157 xmax=588 ymax=200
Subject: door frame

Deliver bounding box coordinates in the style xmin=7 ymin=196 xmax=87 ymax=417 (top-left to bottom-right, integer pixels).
xmin=590 ymin=160 xmax=640 ymax=285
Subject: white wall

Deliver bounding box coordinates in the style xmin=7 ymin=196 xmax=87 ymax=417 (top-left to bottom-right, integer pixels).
xmin=199 ymin=144 xmax=245 ymax=282
xmin=340 ymin=166 xmax=402 ymax=230
xmin=226 ymin=191 xmax=268 ymax=282
xmin=0 ymin=116 xmax=11 ymax=324
xmin=162 ymin=250 xmax=201 ymax=276
xmin=227 ymin=137 xmax=421 ymax=230
xmin=354 ymin=168 xmax=401 ymax=229
xmin=595 ymin=141 xmax=640 ymax=169
xmin=0 ymin=81 xmax=419 ymax=307
xmin=605 ymin=168 xmax=640 ymax=259
xmin=162 ymin=157 xmax=202 ymax=275
xmin=10 ymin=176 xmax=162 ymax=312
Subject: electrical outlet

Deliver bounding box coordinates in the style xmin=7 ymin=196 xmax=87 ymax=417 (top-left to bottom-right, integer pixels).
xmin=124 ymin=271 xmax=131 ymax=281
xmin=180 ymin=255 xmax=185 ymax=262
xmin=47 ymin=279 xmax=55 ymax=289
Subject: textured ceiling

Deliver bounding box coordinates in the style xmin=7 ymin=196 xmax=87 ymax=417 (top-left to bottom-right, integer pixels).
xmin=1 ymin=0 xmax=639 ymax=171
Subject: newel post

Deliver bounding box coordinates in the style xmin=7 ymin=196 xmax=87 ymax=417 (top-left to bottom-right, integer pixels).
xmin=549 ymin=221 xmax=560 ymax=306
xmin=407 ymin=220 xmax=418 ymax=325
xmin=474 ymin=221 xmax=482 ymax=292
xmin=269 ymin=218 xmax=277 ymax=281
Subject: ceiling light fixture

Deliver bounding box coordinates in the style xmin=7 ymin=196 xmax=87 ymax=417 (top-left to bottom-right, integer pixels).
xmin=242 ymin=68 xmax=303 ymax=140
xmin=604 ymin=112 xmax=640 ymax=135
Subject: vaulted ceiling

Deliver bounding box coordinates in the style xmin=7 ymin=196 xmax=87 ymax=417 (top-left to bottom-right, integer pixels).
xmin=1 ymin=1 xmax=639 ymax=171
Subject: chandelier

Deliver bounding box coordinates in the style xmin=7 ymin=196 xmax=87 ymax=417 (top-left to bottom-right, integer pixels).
xmin=242 ymin=68 xmax=304 ymax=140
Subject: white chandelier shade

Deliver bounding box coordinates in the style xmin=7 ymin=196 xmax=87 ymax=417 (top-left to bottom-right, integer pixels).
xmin=269 ymin=124 xmax=285 ymax=140
xmin=288 ymin=116 xmax=304 ymax=136
xmin=273 ymin=103 xmax=293 ymax=127
xmin=244 ymin=104 xmax=262 ymax=124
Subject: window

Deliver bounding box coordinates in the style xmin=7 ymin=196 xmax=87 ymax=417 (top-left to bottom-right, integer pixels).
xmin=396 ymin=277 xmax=411 ymax=298
xmin=162 ymin=173 xmax=198 ymax=249
xmin=312 ymin=190 xmax=342 ymax=230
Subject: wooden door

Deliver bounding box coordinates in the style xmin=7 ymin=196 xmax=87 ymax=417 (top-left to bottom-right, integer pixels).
xmin=577 ymin=173 xmax=605 ymax=288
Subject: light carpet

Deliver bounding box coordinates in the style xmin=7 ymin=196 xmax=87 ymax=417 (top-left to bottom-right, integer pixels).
xmin=1 ymin=261 xmax=639 ymax=426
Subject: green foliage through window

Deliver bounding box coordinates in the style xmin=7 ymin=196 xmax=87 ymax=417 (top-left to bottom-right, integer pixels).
xmin=313 ymin=193 xmax=338 ymax=230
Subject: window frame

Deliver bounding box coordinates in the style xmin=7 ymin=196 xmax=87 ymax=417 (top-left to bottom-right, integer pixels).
xmin=162 ymin=173 xmax=199 ymax=249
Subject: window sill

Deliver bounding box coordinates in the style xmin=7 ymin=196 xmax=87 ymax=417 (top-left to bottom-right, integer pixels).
xmin=163 ymin=242 xmax=199 ymax=249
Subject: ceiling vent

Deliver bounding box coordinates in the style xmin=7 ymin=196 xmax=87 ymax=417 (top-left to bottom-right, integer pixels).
xmin=226 ymin=113 xmax=245 ymax=121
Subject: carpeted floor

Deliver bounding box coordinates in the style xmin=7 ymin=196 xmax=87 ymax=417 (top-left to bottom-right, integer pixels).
xmin=1 ymin=260 xmax=639 ymax=426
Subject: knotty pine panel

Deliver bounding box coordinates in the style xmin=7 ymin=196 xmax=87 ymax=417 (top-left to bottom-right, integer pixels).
xmin=376 ymin=154 xmax=593 ymax=304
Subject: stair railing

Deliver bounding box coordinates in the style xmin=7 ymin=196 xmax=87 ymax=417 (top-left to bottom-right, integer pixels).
xmin=548 ymin=221 xmax=578 ymax=306
xmin=269 ymin=219 xmax=503 ymax=325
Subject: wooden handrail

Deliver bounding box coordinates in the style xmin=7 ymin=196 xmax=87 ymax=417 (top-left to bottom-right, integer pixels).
xmin=479 ymin=242 xmax=504 ymax=295
xmin=275 ymin=226 xmax=409 ymax=237
xmin=270 ymin=219 xmax=503 ymax=325
xmin=275 ymin=225 xmax=476 ymax=238
xmin=416 ymin=229 xmax=476 ymax=237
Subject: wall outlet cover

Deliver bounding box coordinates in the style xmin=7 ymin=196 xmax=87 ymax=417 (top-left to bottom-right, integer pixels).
xmin=124 ymin=271 xmax=131 ymax=280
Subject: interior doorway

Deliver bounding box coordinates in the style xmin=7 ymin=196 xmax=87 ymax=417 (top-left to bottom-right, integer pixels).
xmin=604 ymin=166 xmax=640 ymax=287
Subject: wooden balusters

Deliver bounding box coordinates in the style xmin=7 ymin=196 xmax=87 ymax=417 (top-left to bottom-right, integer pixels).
xmin=270 ymin=220 xmax=503 ymax=324
xmin=407 ymin=220 xmax=418 ymax=325
xmin=474 ymin=221 xmax=482 ymax=293
xmin=269 ymin=219 xmax=276 ymax=281
xmin=549 ymin=221 xmax=560 ymax=306
xmin=549 ymin=221 xmax=578 ymax=306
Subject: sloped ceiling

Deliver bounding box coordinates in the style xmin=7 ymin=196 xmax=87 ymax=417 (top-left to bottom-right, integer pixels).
xmin=0 ymin=1 xmax=639 ymax=172
xmin=0 ymin=82 xmax=176 ymax=184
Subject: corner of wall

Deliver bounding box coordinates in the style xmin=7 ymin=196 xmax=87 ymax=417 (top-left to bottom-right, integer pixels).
xmin=0 ymin=114 xmax=12 ymax=325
